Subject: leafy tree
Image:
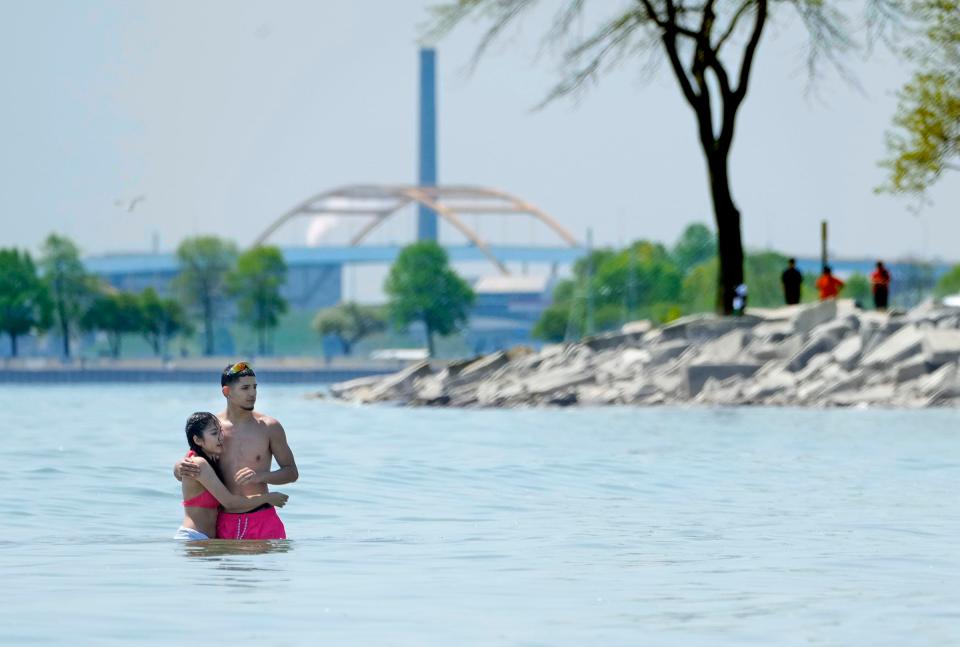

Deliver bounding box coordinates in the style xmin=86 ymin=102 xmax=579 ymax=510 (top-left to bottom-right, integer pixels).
xmin=384 ymin=242 xmax=475 ymax=357
xmin=682 ymin=250 xmax=789 ymax=311
xmin=844 ymin=272 xmax=872 ymax=305
xmin=39 ymin=233 xmax=93 ymax=359
xmin=140 ymin=288 xmax=192 ymax=358
xmin=672 ymin=223 xmax=717 ymax=274
xmin=427 ymin=1 xmax=896 ymax=314
xmin=0 ymin=249 xmax=51 ymax=357
xmin=935 ymin=263 xmax=960 ymax=297
xmin=312 ymin=302 xmax=388 ymax=355
xmin=81 ymin=291 xmax=144 ymax=358
xmin=531 ymin=303 xmax=570 ymax=343
xmin=227 ymin=246 xmax=288 ymax=355
xmin=535 ymin=240 xmax=683 ymax=340
xmin=880 ymin=0 xmax=959 ymax=194
xmin=175 ymin=236 xmax=238 ymax=356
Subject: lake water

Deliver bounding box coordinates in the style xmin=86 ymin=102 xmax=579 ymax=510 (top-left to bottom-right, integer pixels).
xmin=2 ymin=384 xmax=958 ymax=645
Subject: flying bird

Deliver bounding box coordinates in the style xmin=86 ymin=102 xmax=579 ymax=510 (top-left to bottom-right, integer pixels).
xmin=114 ymin=195 xmax=146 ymax=213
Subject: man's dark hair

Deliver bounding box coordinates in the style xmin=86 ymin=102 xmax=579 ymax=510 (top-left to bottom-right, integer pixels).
xmin=788 ymin=258 xmax=796 ymax=265
xmin=221 ymin=361 xmax=256 ymax=387
xmin=823 ymin=265 xmax=832 ymax=274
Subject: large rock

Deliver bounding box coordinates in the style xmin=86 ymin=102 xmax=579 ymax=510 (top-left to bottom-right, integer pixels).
xmin=792 ymin=300 xmax=838 ymax=336
xmin=524 ymin=368 xmax=595 ymax=397
xmin=861 ymin=325 xmax=923 ymax=366
xmin=621 ymin=319 xmax=653 ymax=335
xmin=742 ymin=369 xmax=796 ymax=401
xmin=919 ymin=361 xmax=960 ymax=398
xmin=748 ymin=336 xmax=803 ymax=361
xmin=829 ymin=384 xmax=896 ymax=407
xmin=328 ymin=374 xmax=387 ymax=402
xmin=694 ymin=329 xmax=747 ymax=363
xmin=648 ymin=339 xmax=691 ymax=365
xmin=921 ymin=330 xmax=960 ymax=366
xmin=686 ymin=363 xmax=762 ymax=397
xmin=751 ymin=320 xmax=794 ymax=342
xmin=368 ymin=360 xmax=434 ymax=401
xmin=895 ymin=356 xmax=931 ymax=384
xmin=596 ymin=348 xmax=650 ymax=381
xmin=660 ymin=313 xmax=761 ymax=342
xmin=787 ymin=332 xmax=842 ymax=372
xmin=831 ymin=335 xmax=863 ymax=370
xmin=582 ymin=329 xmax=645 ymax=352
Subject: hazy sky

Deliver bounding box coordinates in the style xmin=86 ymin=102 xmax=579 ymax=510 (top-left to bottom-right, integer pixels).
xmin=2 ymin=0 xmax=957 ymax=263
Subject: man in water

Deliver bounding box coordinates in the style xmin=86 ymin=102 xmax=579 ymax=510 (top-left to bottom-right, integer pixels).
xmin=175 ymin=362 xmax=298 ymax=539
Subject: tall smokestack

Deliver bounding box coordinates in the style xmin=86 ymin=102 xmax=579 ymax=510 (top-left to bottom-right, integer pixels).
xmin=418 ymin=48 xmax=438 ymax=242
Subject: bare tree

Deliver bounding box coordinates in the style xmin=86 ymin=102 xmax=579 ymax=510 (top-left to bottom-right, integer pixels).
xmin=426 ymin=0 xmax=898 ymax=313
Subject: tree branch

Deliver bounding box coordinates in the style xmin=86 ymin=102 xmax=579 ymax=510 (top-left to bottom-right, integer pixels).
xmin=714 ymin=0 xmax=756 ymax=53
xmin=733 ymin=0 xmax=766 ymax=103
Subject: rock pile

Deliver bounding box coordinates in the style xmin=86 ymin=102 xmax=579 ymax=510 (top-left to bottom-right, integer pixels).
xmin=329 ymin=299 xmax=960 ymax=408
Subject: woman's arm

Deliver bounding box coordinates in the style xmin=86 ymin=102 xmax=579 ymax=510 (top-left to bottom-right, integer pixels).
xmin=192 ymin=459 xmax=288 ymax=512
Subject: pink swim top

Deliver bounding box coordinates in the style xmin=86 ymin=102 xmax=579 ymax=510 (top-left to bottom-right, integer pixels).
xmin=182 ymin=451 xmax=220 ymax=509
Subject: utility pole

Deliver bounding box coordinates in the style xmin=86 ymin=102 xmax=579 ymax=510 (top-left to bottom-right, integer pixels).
xmin=820 ymin=220 xmax=828 ymax=271
xmin=627 ymin=244 xmax=637 ymax=322
xmin=417 ymin=48 xmax=438 ymax=242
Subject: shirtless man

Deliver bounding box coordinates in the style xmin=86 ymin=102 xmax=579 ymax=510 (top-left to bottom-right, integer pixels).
xmin=175 ymin=362 xmax=298 ymax=539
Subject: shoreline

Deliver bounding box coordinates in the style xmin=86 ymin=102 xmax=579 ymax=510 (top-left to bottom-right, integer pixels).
xmin=0 ymin=358 xmax=400 ymax=384
xmin=328 ymin=299 xmax=960 ymax=409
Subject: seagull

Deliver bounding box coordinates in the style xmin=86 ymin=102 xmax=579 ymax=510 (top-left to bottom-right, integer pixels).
xmin=114 ymin=195 xmax=146 ymax=213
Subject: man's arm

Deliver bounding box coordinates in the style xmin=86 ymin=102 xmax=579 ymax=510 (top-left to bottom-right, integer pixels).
xmin=235 ymin=421 xmax=299 ymax=486
xmin=173 ymin=454 xmax=201 ymax=482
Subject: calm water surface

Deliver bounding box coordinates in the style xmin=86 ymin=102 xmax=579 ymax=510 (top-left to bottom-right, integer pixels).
xmin=1 ymin=384 xmax=958 ymax=645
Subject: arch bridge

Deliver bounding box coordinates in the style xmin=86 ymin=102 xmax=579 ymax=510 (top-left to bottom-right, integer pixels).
xmin=253 ymin=184 xmax=581 ymax=275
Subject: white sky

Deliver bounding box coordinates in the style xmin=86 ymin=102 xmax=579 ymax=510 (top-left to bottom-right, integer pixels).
xmin=1 ymin=0 xmax=957 ymax=266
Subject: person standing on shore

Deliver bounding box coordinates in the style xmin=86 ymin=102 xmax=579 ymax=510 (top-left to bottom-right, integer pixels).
xmin=816 ymin=266 xmax=845 ymax=301
xmin=781 ymin=258 xmax=803 ymax=305
xmin=175 ymin=362 xmax=298 ymax=539
xmin=871 ymin=261 xmax=891 ymax=311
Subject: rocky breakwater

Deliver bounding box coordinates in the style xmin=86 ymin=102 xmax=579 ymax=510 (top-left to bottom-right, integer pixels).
xmin=329 ymin=299 xmax=960 ymax=408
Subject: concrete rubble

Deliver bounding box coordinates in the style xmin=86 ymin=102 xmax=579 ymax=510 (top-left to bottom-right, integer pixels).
xmin=329 ymin=299 xmax=960 ymax=409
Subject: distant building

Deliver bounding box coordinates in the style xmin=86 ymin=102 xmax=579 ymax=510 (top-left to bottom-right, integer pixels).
xmin=467 ymin=275 xmax=555 ymax=354
xmin=84 ymin=251 xmax=342 ymax=311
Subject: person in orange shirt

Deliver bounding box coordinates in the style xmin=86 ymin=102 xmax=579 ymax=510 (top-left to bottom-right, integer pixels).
xmin=871 ymin=260 xmax=891 ymax=310
xmin=816 ymin=265 xmax=844 ymax=300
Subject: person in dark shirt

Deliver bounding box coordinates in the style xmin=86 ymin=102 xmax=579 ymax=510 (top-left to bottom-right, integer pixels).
xmin=871 ymin=260 xmax=891 ymax=311
xmin=781 ymin=258 xmax=803 ymax=305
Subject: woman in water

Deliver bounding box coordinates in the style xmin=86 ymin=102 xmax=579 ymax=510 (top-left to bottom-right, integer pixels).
xmin=174 ymin=411 xmax=289 ymax=540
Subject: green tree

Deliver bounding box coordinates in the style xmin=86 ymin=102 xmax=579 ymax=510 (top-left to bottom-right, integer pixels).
xmin=312 ymin=302 xmax=388 ymax=355
xmin=81 ymin=291 xmax=144 ymax=358
xmin=427 ymin=1 xmax=895 ymax=314
xmin=175 ymin=236 xmax=238 ymax=356
xmin=672 ymin=223 xmax=717 ymax=274
xmin=0 ymin=249 xmax=51 ymax=357
xmin=681 ymin=250 xmax=789 ymax=311
xmin=844 ymin=272 xmax=873 ymax=305
xmin=880 ymin=0 xmax=959 ymax=194
xmin=935 ymin=263 xmax=960 ymax=297
xmin=384 ymin=242 xmax=475 ymax=357
xmin=227 ymin=246 xmax=288 ymax=355
xmin=39 ymin=233 xmax=92 ymax=359
xmin=534 ymin=240 xmax=683 ymax=340
xmin=140 ymin=288 xmax=192 ymax=358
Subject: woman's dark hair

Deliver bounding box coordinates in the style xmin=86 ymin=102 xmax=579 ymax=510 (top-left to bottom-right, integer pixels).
xmin=184 ymin=411 xmax=224 ymax=481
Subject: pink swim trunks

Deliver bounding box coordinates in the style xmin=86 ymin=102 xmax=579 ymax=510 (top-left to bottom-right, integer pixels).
xmin=216 ymin=504 xmax=286 ymax=540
